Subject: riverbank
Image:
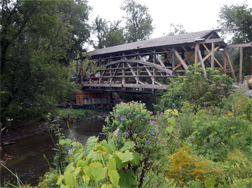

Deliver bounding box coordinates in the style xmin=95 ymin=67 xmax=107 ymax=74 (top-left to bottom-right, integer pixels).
xmin=1 ymin=112 xmax=110 ymax=143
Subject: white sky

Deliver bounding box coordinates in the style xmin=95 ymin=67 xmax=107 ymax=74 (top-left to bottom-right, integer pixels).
xmin=87 ymin=0 xmax=251 ymax=50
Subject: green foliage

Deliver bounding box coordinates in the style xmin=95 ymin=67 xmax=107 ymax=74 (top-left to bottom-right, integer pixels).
xmin=104 ymin=101 xmax=165 ymax=187
xmin=1 ymin=0 xmax=91 ymax=123
xmin=121 ymin=0 xmax=154 ymax=42
xmin=54 ymin=136 xmax=138 ymax=187
xmin=218 ymin=3 xmax=252 ymax=78
xmin=161 ymin=65 xmax=233 ymax=111
xmin=56 ymin=108 xmax=99 ymax=119
xmin=92 ymin=17 xmax=125 ymax=49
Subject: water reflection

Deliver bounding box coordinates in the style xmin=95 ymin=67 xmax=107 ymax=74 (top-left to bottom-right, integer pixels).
xmin=0 ymin=119 xmax=105 ymax=186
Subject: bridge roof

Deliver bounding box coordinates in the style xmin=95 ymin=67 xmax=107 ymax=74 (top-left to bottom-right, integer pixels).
xmin=89 ymin=29 xmax=224 ymax=57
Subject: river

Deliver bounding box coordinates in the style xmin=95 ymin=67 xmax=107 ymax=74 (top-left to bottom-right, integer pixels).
xmin=0 ymin=119 xmax=105 ymax=187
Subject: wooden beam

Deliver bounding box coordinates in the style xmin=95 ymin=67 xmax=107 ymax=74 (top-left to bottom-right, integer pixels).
xmin=202 ymin=44 xmax=223 ymax=69
xmin=202 ymin=46 xmax=220 ymax=62
xmin=224 ymin=50 xmax=237 ymax=82
xmin=223 ymin=48 xmax=227 ymax=74
xmin=211 ymin=42 xmax=215 ymax=69
xmin=174 ymin=50 xmax=188 ymax=70
xmin=182 ymin=46 xmax=195 ymax=61
xmin=197 ymin=49 xmax=207 ymax=77
xmin=196 ymin=38 xmax=224 ymax=44
xmin=127 ymin=63 xmax=145 ymax=85
xmin=226 ymin=43 xmax=252 ymax=48
xmin=239 ymin=47 xmax=243 ymax=83
xmin=195 ymin=44 xmax=199 ymax=64
xmin=156 ymin=55 xmax=166 ymax=67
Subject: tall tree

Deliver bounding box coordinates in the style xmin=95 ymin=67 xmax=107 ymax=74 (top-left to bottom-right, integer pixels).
xmin=92 ymin=16 xmax=108 ymax=49
xmin=103 ymin=20 xmax=126 ymax=47
xmin=0 ymin=0 xmax=91 ymax=122
xmin=121 ymin=0 xmax=154 ymax=42
xmin=92 ymin=18 xmax=125 ymax=49
xmin=218 ymin=3 xmax=252 ymax=78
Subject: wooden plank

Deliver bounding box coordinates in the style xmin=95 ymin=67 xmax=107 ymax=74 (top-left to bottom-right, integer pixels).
xmin=195 ymin=44 xmax=199 ymax=64
xmin=226 ymin=43 xmax=252 ymax=48
xmin=197 ymin=49 xmax=207 ymax=77
xmin=239 ymin=47 xmax=243 ymax=83
xmin=127 ymin=63 xmax=145 ymax=85
xmin=225 ymin=51 xmax=237 ymax=82
xmin=122 ymin=63 xmax=125 ymax=85
xmin=202 ymin=46 xmax=220 ymax=62
xmin=211 ymin=42 xmax=215 ymax=69
xmin=156 ymin=55 xmax=166 ymax=67
xmin=182 ymin=46 xmax=195 ymax=61
xmin=174 ymin=50 xmax=188 ymax=70
xmin=202 ymin=44 xmax=223 ymax=69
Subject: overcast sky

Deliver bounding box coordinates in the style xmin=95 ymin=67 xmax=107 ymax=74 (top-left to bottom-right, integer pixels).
xmin=87 ymin=0 xmax=251 ymax=50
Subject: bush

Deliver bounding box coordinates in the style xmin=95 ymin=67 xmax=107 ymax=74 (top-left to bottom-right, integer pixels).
xmin=159 ymin=65 xmax=234 ymax=111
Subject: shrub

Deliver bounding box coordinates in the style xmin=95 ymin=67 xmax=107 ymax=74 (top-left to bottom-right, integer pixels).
xmin=160 ymin=65 xmax=234 ymax=111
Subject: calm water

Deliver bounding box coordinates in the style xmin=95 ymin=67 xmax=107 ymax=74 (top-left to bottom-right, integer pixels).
xmin=0 ymin=119 xmax=105 ymax=186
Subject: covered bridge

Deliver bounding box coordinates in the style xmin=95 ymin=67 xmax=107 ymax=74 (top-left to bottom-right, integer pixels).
xmin=75 ymin=29 xmax=251 ymax=94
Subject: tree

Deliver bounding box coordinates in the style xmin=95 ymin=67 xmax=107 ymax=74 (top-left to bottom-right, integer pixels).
xmin=121 ymin=0 xmax=154 ymax=42
xmin=92 ymin=16 xmax=108 ymax=49
xmin=218 ymin=3 xmax=252 ymax=78
xmin=0 ymin=0 xmax=91 ymax=123
xmin=92 ymin=18 xmax=125 ymax=49
xmin=103 ymin=20 xmax=126 ymax=47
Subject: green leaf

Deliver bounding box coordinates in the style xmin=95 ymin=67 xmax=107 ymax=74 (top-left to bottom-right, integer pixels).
xmin=56 ymin=175 xmax=64 ymax=185
xmin=120 ymin=141 xmax=135 ymax=152
xmin=90 ymin=162 xmax=107 ymax=182
xmin=101 ymin=184 xmax=112 ymax=188
xmin=60 ymin=185 xmax=70 ymax=188
xmin=115 ymin=151 xmax=123 ymax=161
xmin=77 ymin=160 xmax=89 ymax=168
xmin=64 ymin=163 xmax=74 ymax=175
xmin=107 ymin=158 xmax=116 ymax=172
xmin=83 ymin=175 xmax=90 ymax=184
xmin=130 ymin=152 xmax=140 ymax=166
xmin=107 ymin=142 xmax=117 ymax=152
xmin=109 ymin=170 xmax=120 ymax=187
xmin=59 ymin=140 xmax=65 ymax=145
xmin=204 ymin=177 xmax=216 ymax=188
xmin=87 ymin=150 xmax=102 ymax=161
xmin=122 ymin=150 xmax=133 ymax=163
xmin=191 ymin=179 xmax=202 ymax=188
xmin=86 ymin=136 xmax=99 ymax=144
xmin=118 ymin=169 xmax=137 ymax=187
xmin=167 ymin=117 xmax=175 ymax=125
xmin=65 ymin=173 xmax=76 ymax=187
xmin=166 ymin=126 xmax=174 ymax=133
xmin=83 ymin=166 xmax=92 ymax=178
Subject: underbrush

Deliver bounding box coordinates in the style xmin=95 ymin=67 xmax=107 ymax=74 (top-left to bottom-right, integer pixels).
xmin=56 ymin=108 xmax=100 ymax=119
xmin=11 ymin=66 xmax=252 ymax=187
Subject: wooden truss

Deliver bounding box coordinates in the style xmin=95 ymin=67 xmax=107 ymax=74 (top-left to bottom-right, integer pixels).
xmin=77 ymin=35 xmax=251 ymax=91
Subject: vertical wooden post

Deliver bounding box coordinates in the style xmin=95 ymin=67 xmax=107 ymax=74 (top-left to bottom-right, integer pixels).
xmin=239 ymin=47 xmax=243 ymax=83
xmin=172 ymin=48 xmax=175 ymax=70
xmin=153 ymin=54 xmax=156 ymax=85
xmin=99 ymin=58 xmax=101 ymax=83
xmin=122 ymin=62 xmax=125 ymax=85
xmin=110 ymin=65 xmax=112 ymax=84
xmin=223 ymin=48 xmax=227 ymax=74
xmin=195 ymin=44 xmax=199 ymax=64
xmin=211 ymin=42 xmax=215 ymax=69
xmin=80 ymin=59 xmax=83 ymax=84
